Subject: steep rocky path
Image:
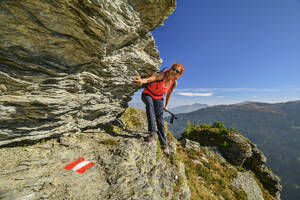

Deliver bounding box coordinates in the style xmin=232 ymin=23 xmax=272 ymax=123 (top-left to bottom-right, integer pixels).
xmin=0 ymin=107 xmax=282 ymax=200
xmin=0 ymin=123 xmax=189 ymax=200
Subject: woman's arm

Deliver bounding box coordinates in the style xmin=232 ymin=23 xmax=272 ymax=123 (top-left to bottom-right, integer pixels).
xmin=135 ymin=72 xmax=164 ymax=85
xmin=164 ymin=81 xmax=177 ymax=111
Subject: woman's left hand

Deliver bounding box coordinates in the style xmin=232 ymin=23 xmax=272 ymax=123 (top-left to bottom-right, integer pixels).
xmin=164 ymin=105 xmax=168 ymax=112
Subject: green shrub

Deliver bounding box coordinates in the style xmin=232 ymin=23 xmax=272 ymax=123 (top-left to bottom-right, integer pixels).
xmin=212 ymin=122 xmax=226 ymax=129
xmin=222 ymin=141 xmax=229 ymax=148
xmin=200 ymin=123 xmax=211 ymax=129
xmin=185 ymin=120 xmax=193 ymax=135
xmin=236 ymin=166 xmax=247 ymax=172
xmin=214 ymin=128 xmax=226 ymax=135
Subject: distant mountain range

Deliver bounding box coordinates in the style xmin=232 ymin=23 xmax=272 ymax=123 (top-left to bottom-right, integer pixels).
xmin=166 ymin=100 xmax=300 ymax=200
xmin=165 ymin=103 xmax=208 ymax=116
xmin=168 ymin=103 xmax=208 ymax=114
xmin=128 ymin=101 xmax=208 ymax=115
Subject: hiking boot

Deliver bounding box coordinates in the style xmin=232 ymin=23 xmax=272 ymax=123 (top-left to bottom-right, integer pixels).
xmin=146 ymin=131 xmax=156 ymax=142
xmin=161 ymin=144 xmax=169 ymax=154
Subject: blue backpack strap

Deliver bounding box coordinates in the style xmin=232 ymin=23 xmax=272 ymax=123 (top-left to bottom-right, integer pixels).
xmin=157 ymin=67 xmax=169 ymax=73
xmin=142 ymin=67 xmax=169 ymax=89
xmin=150 ymin=70 xmax=168 ymax=83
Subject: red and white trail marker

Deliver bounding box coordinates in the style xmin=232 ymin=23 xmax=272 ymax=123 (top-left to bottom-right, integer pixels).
xmin=64 ymin=157 xmax=95 ymax=174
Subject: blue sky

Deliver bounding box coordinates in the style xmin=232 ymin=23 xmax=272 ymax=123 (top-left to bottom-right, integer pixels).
xmin=130 ymin=0 xmax=300 ymax=107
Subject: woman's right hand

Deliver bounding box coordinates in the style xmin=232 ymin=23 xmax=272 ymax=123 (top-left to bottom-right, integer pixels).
xmin=134 ymin=76 xmax=146 ymax=85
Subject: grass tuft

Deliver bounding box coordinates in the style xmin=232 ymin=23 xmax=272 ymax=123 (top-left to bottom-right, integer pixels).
xmin=99 ymin=139 xmax=119 ymax=146
xmin=121 ymin=107 xmax=143 ymax=129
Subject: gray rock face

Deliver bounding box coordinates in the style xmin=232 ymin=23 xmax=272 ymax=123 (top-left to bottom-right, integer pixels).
xmin=180 ymin=138 xmax=201 ymax=152
xmin=232 ymin=172 xmax=264 ymax=200
xmin=223 ymin=131 xmax=253 ymax=166
xmin=0 ymin=0 xmax=176 ymax=146
xmin=225 ymin=136 xmax=282 ymax=199
xmin=0 ymin=128 xmax=189 ymax=200
xmin=245 ymin=143 xmax=282 ymax=200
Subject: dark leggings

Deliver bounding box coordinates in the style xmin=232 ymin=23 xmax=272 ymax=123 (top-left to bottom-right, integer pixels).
xmin=141 ymin=93 xmax=166 ymax=146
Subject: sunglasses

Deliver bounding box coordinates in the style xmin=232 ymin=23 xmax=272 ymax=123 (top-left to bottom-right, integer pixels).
xmin=172 ymin=67 xmax=181 ymax=74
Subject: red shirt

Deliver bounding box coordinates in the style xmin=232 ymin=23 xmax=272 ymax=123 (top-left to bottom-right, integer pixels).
xmin=142 ymin=71 xmax=175 ymax=99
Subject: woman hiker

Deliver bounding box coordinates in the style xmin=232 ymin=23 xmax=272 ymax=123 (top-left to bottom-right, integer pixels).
xmin=134 ymin=63 xmax=185 ymax=152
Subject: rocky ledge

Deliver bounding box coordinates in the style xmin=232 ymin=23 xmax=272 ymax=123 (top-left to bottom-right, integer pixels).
xmin=0 ymin=107 xmax=283 ymax=200
xmin=0 ymin=121 xmax=190 ymax=200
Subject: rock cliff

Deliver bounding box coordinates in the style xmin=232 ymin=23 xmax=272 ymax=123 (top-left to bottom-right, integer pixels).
xmin=0 ymin=0 xmax=176 ymax=146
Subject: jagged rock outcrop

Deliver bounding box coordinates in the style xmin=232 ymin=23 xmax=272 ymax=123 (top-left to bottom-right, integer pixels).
xmin=183 ymin=129 xmax=282 ymax=200
xmin=181 ymin=138 xmax=264 ymax=199
xmin=245 ymin=143 xmax=282 ymax=200
xmin=0 ymin=0 xmax=176 ymax=146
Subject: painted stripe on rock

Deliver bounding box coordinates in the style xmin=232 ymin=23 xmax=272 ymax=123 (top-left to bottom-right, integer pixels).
xmin=76 ymin=162 xmax=95 ymax=174
xmin=64 ymin=157 xmax=95 ymax=174
xmin=64 ymin=157 xmax=85 ymax=170
xmin=72 ymin=161 xmax=91 ymax=171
